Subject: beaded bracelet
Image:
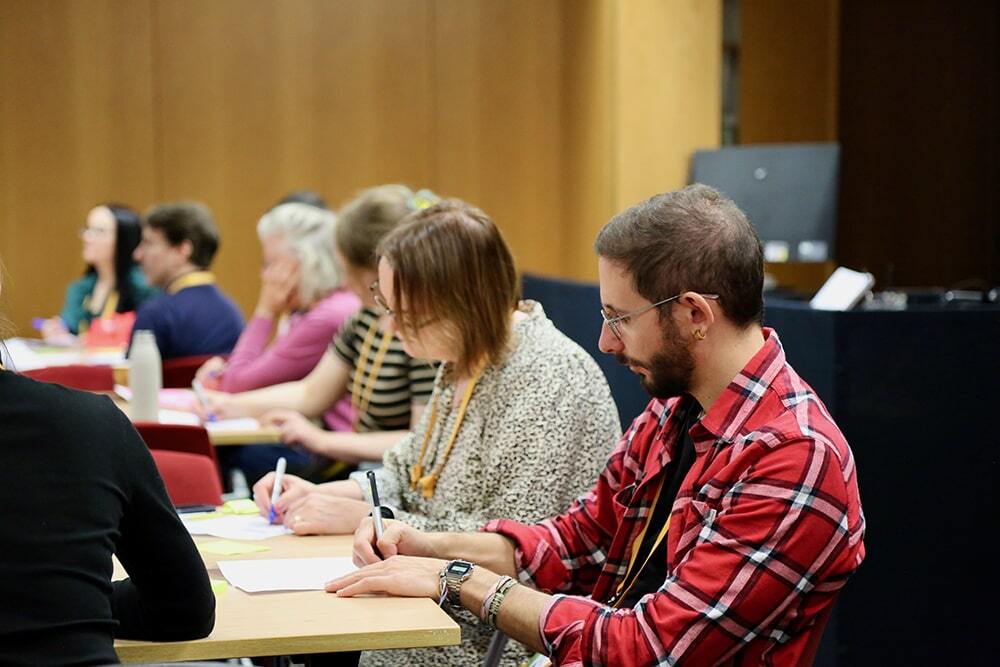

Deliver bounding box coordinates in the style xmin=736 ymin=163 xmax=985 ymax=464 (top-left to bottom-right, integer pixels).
xmin=484 ymin=576 xmax=518 ymax=629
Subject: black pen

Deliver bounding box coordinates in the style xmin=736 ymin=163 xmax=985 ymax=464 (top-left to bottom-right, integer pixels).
xmin=367 ymin=470 xmax=385 ymax=542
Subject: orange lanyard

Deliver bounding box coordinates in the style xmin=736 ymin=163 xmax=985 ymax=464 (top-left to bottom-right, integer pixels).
xmin=350 ymin=318 xmax=393 ymax=430
xmin=608 ymin=473 xmax=672 ymax=607
xmin=409 ymin=364 xmax=485 ymax=498
xmin=523 ymin=472 xmax=675 ymax=667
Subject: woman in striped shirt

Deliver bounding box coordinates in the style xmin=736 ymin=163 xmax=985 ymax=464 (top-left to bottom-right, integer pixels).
xmin=202 ymin=185 xmax=440 ymax=484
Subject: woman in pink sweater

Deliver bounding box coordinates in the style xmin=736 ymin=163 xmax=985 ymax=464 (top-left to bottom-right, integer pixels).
xmin=195 ymin=203 xmax=360 ymax=430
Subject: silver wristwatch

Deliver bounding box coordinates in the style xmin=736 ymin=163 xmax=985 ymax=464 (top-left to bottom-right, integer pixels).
xmin=441 ymin=559 xmax=475 ymax=607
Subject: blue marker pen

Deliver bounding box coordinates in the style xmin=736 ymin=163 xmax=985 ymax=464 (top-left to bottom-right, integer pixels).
xmin=267 ymin=456 xmax=287 ymax=524
xmin=190 ymin=379 xmax=216 ymax=422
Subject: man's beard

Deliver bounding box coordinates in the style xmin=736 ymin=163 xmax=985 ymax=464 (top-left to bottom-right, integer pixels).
xmin=615 ymin=320 xmax=694 ymax=399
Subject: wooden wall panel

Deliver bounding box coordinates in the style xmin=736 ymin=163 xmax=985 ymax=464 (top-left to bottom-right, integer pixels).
xmin=559 ymin=0 xmax=722 ymax=282
xmin=740 ymin=0 xmax=839 ymax=143
xmin=1 ymin=0 xmax=723 ymax=331
xmin=154 ymin=0 xmax=434 ymax=314
xmin=615 ymin=0 xmax=722 ymax=208
xmin=560 ymin=0 xmax=616 ymax=281
xmin=431 ymin=0 xmax=566 ymax=276
xmin=0 ymin=0 xmax=155 ymax=332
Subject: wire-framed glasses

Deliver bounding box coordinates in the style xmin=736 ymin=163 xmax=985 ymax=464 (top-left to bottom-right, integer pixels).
xmin=369 ymin=280 xmax=394 ymax=317
xmin=600 ymin=293 xmax=720 ymax=340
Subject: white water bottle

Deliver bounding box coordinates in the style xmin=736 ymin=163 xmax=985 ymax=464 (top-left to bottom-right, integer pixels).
xmin=129 ymin=330 xmax=162 ymax=422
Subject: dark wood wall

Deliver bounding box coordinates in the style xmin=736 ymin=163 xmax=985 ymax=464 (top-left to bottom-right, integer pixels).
xmin=838 ymin=0 xmax=998 ymax=290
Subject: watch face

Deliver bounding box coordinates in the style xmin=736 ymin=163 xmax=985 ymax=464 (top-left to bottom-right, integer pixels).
xmin=447 ymin=561 xmax=473 ymax=576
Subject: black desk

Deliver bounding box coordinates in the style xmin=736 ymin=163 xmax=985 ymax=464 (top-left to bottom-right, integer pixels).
xmin=764 ymin=298 xmax=1000 ymax=667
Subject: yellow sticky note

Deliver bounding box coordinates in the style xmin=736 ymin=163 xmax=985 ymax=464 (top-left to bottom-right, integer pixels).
xmin=198 ymin=540 xmax=270 ymax=556
xmin=222 ymin=498 xmax=260 ymax=515
xmin=210 ymin=579 xmax=229 ymax=596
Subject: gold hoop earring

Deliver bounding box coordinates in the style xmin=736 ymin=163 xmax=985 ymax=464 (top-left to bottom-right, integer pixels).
xmin=693 ymin=329 xmax=706 ymax=341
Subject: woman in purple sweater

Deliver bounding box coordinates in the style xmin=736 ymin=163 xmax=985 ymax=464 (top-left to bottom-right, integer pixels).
xmin=195 ymin=202 xmax=360 ymax=430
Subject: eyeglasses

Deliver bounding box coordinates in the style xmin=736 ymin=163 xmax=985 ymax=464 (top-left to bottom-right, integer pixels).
xmin=79 ymin=227 xmax=112 ymax=240
xmin=369 ymin=280 xmax=394 ymax=317
xmin=600 ymin=292 xmax=720 ymax=340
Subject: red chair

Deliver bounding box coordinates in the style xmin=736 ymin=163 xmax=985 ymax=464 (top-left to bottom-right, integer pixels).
xmin=133 ymin=422 xmax=220 ymax=471
xmin=23 ymin=365 xmax=114 ymax=391
xmin=150 ymin=449 xmax=223 ymax=507
xmin=161 ymin=354 xmax=219 ymax=388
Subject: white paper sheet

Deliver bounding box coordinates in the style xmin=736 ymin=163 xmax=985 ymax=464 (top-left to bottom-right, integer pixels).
xmin=158 ymin=408 xmax=202 ymax=425
xmin=217 ymin=557 xmax=358 ymax=593
xmin=133 ymin=402 xmax=263 ymax=432
xmin=1 ymin=338 xmax=44 ymax=370
xmin=2 ymin=338 xmax=125 ymax=370
xmin=182 ymin=514 xmax=291 ymax=540
xmin=205 ymin=417 xmax=262 ymax=433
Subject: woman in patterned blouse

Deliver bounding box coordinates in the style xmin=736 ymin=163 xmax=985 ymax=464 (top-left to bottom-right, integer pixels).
xmin=253 ymin=198 xmax=622 ymax=667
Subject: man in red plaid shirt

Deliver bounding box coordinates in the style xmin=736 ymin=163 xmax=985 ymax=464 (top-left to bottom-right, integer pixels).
xmin=329 ymin=185 xmax=866 ymax=666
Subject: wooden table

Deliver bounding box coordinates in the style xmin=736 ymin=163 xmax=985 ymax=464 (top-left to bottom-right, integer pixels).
xmin=108 ymin=394 xmax=282 ymax=446
xmin=114 ymin=534 xmax=460 ymax=663
xmin=199 ymin=424 xmax=282 ymax=447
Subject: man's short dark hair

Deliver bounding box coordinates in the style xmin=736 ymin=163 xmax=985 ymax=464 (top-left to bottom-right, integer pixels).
xmin=144 ymin=201 xmax=220 ymax=269
xmin=594 ymin=184 xmax=764 ymax=327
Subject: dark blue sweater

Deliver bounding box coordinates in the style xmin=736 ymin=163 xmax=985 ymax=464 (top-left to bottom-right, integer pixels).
xmin=131 ymin=284 xmax=244 ymax=360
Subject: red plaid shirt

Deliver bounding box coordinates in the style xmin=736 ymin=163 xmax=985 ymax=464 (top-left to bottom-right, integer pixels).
xmin=484 ymin=329 xmax=865 ymax=666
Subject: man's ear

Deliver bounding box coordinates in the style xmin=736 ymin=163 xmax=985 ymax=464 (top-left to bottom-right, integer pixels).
xmin=677 ymin=292 xmax=717 ymax=334
xmin=177 ymin=239 xmax=195 ymax=263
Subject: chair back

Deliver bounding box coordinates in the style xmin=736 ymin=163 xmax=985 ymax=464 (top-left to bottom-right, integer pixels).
xmin=796 ymin=600 xmax=836 ymax=667
xmin=149 ymin=449 xmax=223 ymax=507
xmin=522 ymin=273 xmax=650 ymax=428
xmin=161 ymin=354 xmax=218 ymax=388
xmin=134 ymin=422 xmax=220 ymax=469
xmin=23 ymin=364 xmax=115 ymax=391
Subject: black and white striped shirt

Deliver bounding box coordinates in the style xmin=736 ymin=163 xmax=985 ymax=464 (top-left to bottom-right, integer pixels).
xmin=331 ymin=308 xmax=438 ymax=432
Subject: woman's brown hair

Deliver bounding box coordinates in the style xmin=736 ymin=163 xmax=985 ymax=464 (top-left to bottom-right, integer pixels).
xmin=377 ymin=199 xmax=520 ymax=378
xmin=336 ymin=185 xmax=418 ymax=270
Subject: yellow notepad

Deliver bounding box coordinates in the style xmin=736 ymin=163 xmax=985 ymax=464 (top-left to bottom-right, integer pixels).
xmin=222 ymin=498 xmax=260 ymax=515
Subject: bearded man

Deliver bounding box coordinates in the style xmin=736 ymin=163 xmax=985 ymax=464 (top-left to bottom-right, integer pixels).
xmin=327 ymin=184 xmax=865 ymax=667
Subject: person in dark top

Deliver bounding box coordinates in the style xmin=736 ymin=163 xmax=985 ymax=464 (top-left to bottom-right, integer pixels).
xmin=0 ymin=368 xmax=215 ymax=664
xmin=39 ymin=203 xmax=159 ymax=344
xmin=131 ymin=200 xmax=244 ymax=359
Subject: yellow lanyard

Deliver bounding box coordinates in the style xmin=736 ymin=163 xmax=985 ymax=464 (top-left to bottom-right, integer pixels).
xmin=409 ymin=364 xmax=485 ymax=498
xmin=609 ymin=473 xmax=672 ymax=608
xmin=79 ymin=290 xmax=120 ymax=334
xmin=350 ymin=318 xmax=394 ymax=430
xmin=167 ymin=270 xmax=216 ymax=294
xmin=100 ymin=291 xmax=120 ymax=318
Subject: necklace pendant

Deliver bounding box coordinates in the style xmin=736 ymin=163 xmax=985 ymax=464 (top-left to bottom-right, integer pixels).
xmin=409 ymin=464 xmax=424 ymax=489
xmin=417 ymin=474 xmax=438 ymax=499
